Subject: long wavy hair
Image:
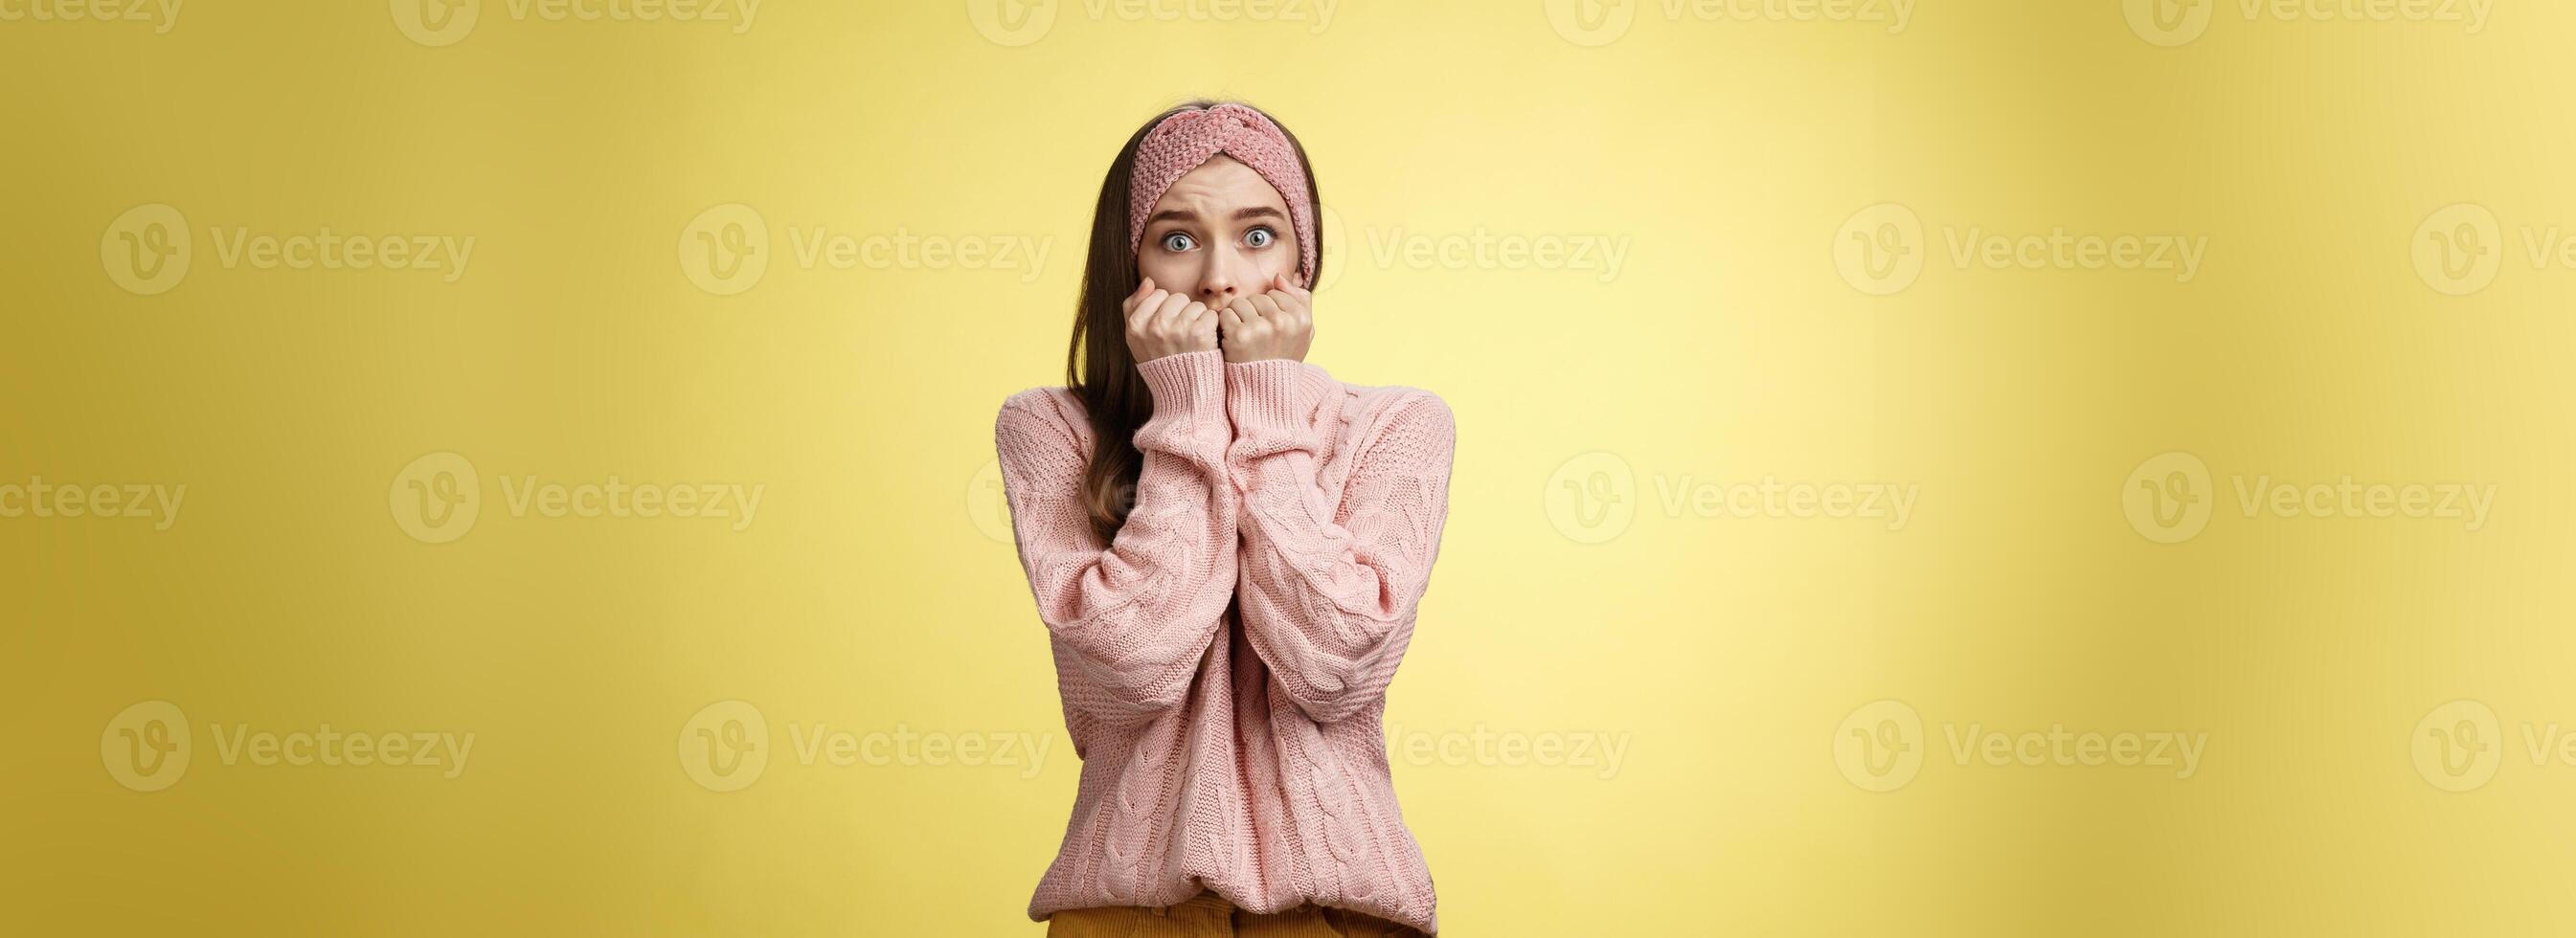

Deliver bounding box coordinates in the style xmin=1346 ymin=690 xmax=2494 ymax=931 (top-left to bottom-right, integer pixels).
xmin=1065 ymin=100 xmax=1322 ymax=544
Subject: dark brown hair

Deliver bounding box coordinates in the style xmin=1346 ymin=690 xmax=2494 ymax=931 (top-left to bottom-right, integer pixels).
xmin=1065 ymin=99 xmax=1322 ymax=544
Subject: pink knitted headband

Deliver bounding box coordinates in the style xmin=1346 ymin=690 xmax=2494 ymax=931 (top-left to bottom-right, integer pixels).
xmin=1126 ymin=102 xmax=1318 ymax=288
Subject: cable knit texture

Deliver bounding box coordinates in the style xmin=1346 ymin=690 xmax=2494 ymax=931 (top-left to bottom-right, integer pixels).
xmin=1125 ymin=103 xmax=1321 ymax=288
xmin=994 ymin=349 xmax=1455 ymax=935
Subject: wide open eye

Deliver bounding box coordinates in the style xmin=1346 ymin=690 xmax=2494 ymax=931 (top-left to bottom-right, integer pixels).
xmin=1160 ymin=232 xmax=1196 ymax=253
xmin=1243 ymin=226 xmax=1276 ymax=249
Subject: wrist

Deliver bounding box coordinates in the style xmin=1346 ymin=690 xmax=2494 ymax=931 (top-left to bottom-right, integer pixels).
xmin=1135 ymin=350 xmax=1228 ymax=444
xmin=1225 ymin=357 xmax=1333 ymax=437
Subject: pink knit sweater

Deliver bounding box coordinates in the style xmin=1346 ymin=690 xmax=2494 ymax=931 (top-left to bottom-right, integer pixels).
xmin=994 ymin=349 xmax=1455 ymax=935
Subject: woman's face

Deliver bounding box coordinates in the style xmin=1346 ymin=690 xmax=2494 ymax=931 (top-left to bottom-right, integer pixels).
xmin=1136 ymin=154 xmax=1299 ymax=312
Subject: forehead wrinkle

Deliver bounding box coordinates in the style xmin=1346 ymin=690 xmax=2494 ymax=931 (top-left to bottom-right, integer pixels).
xmin=1154 ymin=157 xmax=1288 ymax=217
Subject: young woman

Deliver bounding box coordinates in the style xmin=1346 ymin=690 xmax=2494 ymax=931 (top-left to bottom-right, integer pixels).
xmin=993 ymin=100 xmax=1457 ymax=937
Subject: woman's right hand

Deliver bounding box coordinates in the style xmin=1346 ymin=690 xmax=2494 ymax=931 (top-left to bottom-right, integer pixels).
xmin=1124 ymin=276 xmax=1218 ymax=363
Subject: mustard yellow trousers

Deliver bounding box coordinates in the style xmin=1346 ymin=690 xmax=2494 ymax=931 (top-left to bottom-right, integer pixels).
xmin=1044 ymin=889 xmax=1429 ymax=937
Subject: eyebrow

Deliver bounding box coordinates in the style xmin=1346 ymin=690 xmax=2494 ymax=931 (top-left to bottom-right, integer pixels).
xmin=1145 ymin=206 xmax=1289 ymax=227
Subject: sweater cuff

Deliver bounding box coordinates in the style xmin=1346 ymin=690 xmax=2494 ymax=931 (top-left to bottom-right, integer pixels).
xmin=1224 ymin=358 xmax=1334 ymax=438
xmin=1137 ymin=349 xmax=1226 ymax=419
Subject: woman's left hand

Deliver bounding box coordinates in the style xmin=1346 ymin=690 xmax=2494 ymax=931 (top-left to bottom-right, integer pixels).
xmin=1218 ymin=272 xmax=1314 ymax=365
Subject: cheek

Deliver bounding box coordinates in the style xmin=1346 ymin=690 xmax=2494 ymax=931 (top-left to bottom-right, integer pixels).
xmin=1136 ymin=251 xmax=1191 ymax=288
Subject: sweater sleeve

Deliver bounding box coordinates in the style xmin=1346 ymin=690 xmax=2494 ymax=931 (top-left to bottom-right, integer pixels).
xmin=995 ymin=349 xmax=1236 ymax=720
xmin=1225 ymin=359 xmax=1456 ymax=725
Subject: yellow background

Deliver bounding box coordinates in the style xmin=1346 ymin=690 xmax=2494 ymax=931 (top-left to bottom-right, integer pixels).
xmin=7 ymin=1 xmax=2573 ymax=934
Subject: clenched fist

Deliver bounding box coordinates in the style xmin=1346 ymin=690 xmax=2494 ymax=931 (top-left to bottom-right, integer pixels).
xmin=1123 ymin=276 xmax=1218 ymax=363
xmin=1217 ymin=272 xmax=1314 ymax=365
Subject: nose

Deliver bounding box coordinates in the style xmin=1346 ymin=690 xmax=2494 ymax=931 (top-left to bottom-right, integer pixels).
xmin=1197 ymin=245 xmax=1249 ymax=309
